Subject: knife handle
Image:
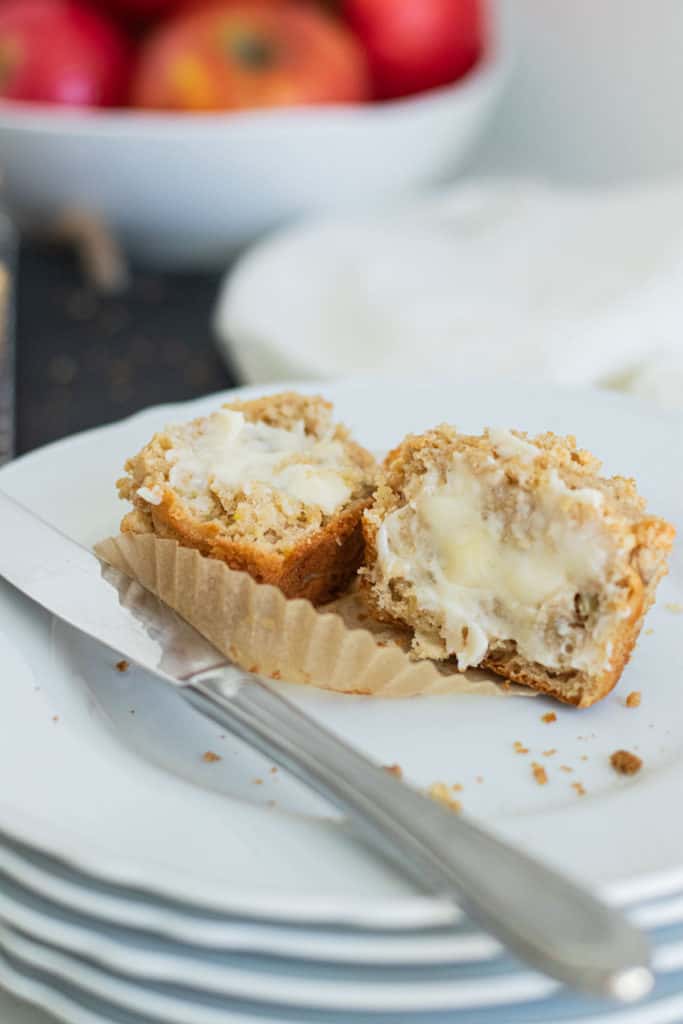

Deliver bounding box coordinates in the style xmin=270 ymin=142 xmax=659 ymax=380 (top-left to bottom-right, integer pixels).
xmin=185 ymin=668 xmax=651 ymax=1002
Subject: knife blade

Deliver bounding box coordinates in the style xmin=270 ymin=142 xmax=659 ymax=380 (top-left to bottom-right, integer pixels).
xmin=0 ymin=489 xmax=227 ymax=682
xmin=0 ymin=488 xmax=653 ymax=1002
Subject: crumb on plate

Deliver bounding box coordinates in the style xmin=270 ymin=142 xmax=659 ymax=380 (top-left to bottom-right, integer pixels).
xmin=115 ymin=659 xmax=129 ymax=673
xmin=513 ymin=741 xmax=529 ymax=754
xmin=665 ymin=603 xmax=683 ymax=614
xmin=626 ymin=691 xmax=641 ymax=708
xmin=427 ymin=782 xmax=462 ymax=813
xmin=542 ymin=712 xmax=557 ymax=724
xmin=531 ymin=762 xmax=548 ymax=785
xmin=560 ymin=765 xmax=573 ymax=773
xmin=572 ymin=782 xmax=586 ymax=797
xmin=610 ymin=750 xmax=642 ymax=776
xmin=202 ymin=750 xmax=221 ymax=763
xmin=384 ymin=764 xmax=403 ymax=778
xmin=543 ymin=749 xmax=557 ymax=757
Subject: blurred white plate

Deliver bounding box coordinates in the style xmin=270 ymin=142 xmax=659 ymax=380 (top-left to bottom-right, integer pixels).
xmin=0 ymin=377 xmax=681 ymax=931
xmin=215 ymin=182 xmax=683 ymax=409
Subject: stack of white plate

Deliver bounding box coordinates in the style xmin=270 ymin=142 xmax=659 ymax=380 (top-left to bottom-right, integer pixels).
xmin=0 ymin=377 xmax=682 ymax=1024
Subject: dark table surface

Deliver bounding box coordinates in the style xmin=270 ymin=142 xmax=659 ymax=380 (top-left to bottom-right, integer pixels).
xmin=16 ymin=242 xmax=239 ymax=456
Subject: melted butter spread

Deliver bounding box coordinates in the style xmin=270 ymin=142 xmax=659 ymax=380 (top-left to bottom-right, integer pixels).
xmin=155 ymin=409 xmax=353 ymax=515
xmin=377 ymin=451 xmax=612 ymax=672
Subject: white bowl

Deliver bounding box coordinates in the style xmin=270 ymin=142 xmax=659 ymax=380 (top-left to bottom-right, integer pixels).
xmin=0 ymin=4 xmax=510 ymax=269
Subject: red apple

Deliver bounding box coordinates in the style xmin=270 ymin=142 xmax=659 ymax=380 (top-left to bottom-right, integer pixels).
xmin=0 ymin=0 xmax=133 ymax=107
xmin=94 ymin=0 xmax=213 ymax=20
xmin=131 ymin=2 xmax=371 ymax=112
xmin=344 ymin=0 xmax=483 ymax=100
xmin=99 ymin=0 xmax=184 ymax=16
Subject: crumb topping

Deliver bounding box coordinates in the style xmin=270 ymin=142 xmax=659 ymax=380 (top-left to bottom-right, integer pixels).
xmin=118 ymin=393 xmax=376 ymax=555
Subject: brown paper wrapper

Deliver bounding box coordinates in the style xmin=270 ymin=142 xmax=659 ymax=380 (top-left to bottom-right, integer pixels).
xmin=95 ymin=533 xmax=534 ymax=699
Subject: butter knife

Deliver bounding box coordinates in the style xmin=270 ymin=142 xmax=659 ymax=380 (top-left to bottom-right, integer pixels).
xmin=0 ymin=489 xmax=652 ymax=1001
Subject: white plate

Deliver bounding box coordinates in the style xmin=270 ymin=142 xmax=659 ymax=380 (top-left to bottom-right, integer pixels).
xmin=213 ymin=182 xmax=683 ymax=413
xmin=2 ymin=836 xmax=683 ymax=979
xmin=0 ymin=840 xmax=497 ymax=965
xmin=0 ymin=377 xmax=681 ymax=930
xmin=6 ymin=922 xmax=683 ymax=1024
xmin=7 ymin=856 xmax=683 ymax=1016
xmin=0 ymin=916 xmax=556 ymax=1015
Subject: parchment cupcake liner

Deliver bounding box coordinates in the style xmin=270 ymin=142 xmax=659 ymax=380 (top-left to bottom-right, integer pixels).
xmin=95 ymin=533 xmax=533 ymax=699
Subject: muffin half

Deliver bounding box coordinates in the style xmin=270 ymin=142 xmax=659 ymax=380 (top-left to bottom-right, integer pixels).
xmin=362 ymin=426 xmax=674 ymax=706
xmin=118 ymin=392 xmax=377 ymax=603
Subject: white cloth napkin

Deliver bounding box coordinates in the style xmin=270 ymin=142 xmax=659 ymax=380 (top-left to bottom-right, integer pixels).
xmin=216 ymin=181 xmax=683 ymax=410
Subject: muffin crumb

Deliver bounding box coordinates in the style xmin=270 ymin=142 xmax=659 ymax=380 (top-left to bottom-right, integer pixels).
xmin=610 ymin=750 xmax=642 ymax=775
xmin=626 ymin=691 xmax=641 ymax=708
xmin=531 ymin=762 xmax=548 ymax=785
xmin=427 ymin=782 xmax=462 ymax=812
xmin=202 ymin=750 xmax=221 ymax=763
xmin=542 ymin=712 xmax=557 ymax=724
xmin=572 ymin=782 xmax=586 ymax=797
xmin=384 ymin=764 xmax=403 ymax=778
xmin=115 ymin=659 xmax=129 ymax=673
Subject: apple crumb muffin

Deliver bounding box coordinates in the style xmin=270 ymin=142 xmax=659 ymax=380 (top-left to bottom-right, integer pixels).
xmin=361 ymin=426 xmax=674 ymax=706
xmin=118 ymin=392 xmax=377 ymax=603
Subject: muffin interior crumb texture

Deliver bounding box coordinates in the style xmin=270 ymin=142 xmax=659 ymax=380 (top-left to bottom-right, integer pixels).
xmin=362 ymin=426 xmax=674 ymax=707
xmin=119 ymin=393 xmax=376 ymax=554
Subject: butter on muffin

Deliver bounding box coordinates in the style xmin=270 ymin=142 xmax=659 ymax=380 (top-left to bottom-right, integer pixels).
xmin=361 ymin=427 xmax=674 ymax=707
xmin=118 ymin=392 xmax=377 ymax=603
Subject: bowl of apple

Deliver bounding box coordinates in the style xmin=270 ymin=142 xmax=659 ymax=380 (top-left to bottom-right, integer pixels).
xmin=0 ymin=0 xmax=511 ymax=268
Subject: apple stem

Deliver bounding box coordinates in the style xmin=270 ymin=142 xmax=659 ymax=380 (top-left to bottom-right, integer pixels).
xmin=230 ymin=34 xmax=277 ymax=70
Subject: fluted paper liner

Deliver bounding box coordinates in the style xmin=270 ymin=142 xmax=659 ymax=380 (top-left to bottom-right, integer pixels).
xmin=95 ymin=533 xmax=533 ymax=698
